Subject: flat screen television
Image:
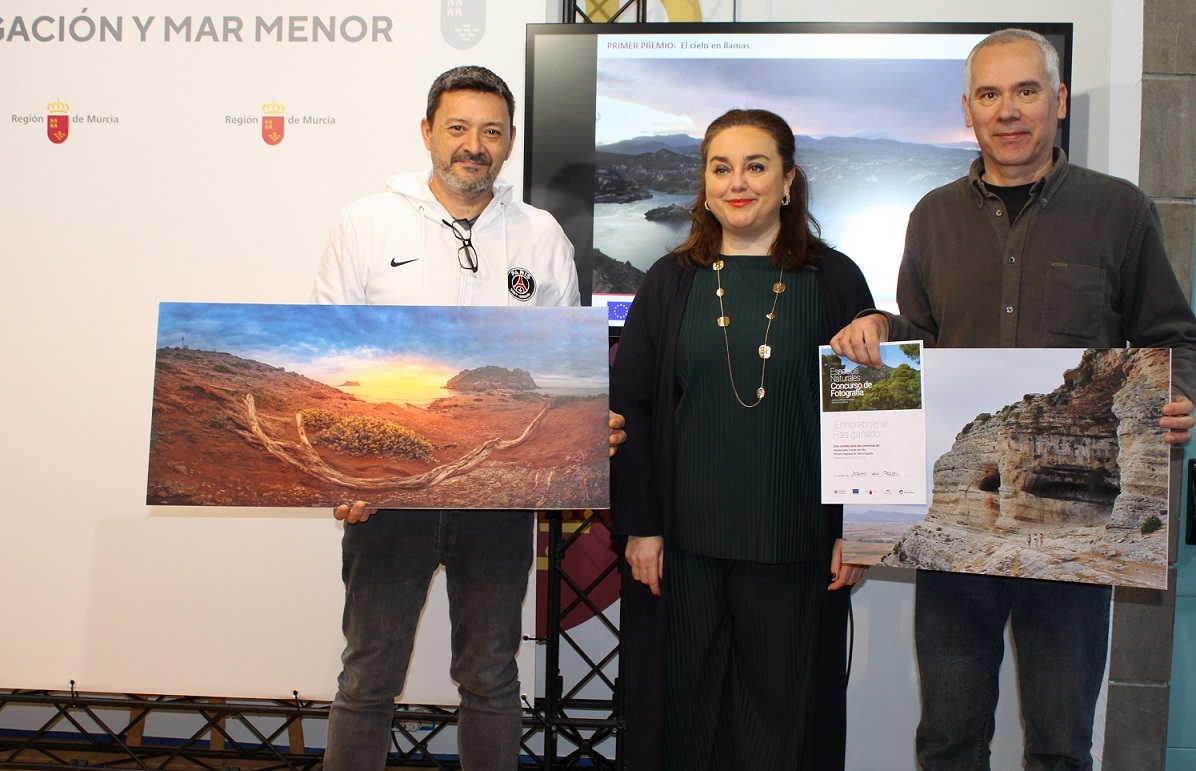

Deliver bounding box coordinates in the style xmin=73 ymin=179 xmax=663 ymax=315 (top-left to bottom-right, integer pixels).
xmin=523 ymin=21 xmax=1073 ymax=331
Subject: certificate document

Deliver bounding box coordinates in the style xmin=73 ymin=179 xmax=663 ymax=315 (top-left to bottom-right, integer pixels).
xmin=819 ymin=341 xmax=926 ymax=505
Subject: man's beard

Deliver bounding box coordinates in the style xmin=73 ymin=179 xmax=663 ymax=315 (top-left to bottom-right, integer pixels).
xmin=435 ymin=150 xmax=496 ymax=197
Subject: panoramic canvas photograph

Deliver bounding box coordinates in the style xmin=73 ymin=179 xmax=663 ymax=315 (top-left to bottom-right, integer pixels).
xmin=146 ymin=303 xmax=611 ymax=510
xmin=842 ymin=348 xmax=1172 ymax=589
xmin=591 ymin=53 xmax=978 ymax=308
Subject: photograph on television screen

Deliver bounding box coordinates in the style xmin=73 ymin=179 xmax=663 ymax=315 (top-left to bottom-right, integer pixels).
xmin=591 ymin=31 xmax=985 ymax=319
xmin=525 ymin=23 xmax=1071 ymax=330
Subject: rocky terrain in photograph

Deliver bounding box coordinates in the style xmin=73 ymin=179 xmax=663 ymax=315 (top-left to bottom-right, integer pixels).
xmin=881 ymin=348 xmax=1170 ymax=588
xmin=591 ymin=249 xmax=647 ymax=295
xmin=793 ymin=135 xmax=976 ymax=201
xmin=147 ymin=347 xmax=608 ymax=510
xmin=595 ymin=133 xmax=976 ymax=206
xmin=644 ymin=203 xmax=691 ymax=222
xmin=445 ymin=365 xmax=537 ymax=392
xmin=596 ymin=147 xmax=701 ymax=200
xmin=842 ymin=508 xmax=928 ymax=565
xmin=594 ymin=167 xmax=652 ymax=204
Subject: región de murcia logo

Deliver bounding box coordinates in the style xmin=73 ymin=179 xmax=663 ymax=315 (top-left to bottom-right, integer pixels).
xmin=262 ymin=100 xmax=285 ymax=146
xmin=47 ymin=100 xmax=69 ymax=144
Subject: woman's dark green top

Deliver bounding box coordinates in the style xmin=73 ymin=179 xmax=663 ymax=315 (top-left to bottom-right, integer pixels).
xmin=673 ymin=254 xmax=822 ymax=563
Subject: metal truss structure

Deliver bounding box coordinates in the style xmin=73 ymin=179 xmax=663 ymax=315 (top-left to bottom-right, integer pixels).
xmin=0 ymin=510 xmax=623 ymax=770
xmin=561 ymin=0 xmax=647 ymax=24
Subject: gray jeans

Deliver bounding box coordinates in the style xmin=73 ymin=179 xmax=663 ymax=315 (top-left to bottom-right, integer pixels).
xmin=322 ymin=509 xmax=534 ymax=771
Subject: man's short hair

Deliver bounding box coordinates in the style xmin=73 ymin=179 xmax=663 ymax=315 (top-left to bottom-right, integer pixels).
xmin=964 ymin=28 xmax=1062 ymax=98
xmin=426 ymin=65 xmax=516 ymax=125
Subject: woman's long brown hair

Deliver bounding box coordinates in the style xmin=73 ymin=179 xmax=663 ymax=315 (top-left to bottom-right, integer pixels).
xmin=671 ymin=108 xmax=828 ymax=270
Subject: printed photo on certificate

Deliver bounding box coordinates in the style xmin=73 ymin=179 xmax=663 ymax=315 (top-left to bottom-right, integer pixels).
xmin=819 ymin=341 xmax=926 ymax=505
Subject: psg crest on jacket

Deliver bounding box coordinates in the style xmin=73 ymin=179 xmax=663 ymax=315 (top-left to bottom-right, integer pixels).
xmin=508 ymin=268 xmax=536 ymax=302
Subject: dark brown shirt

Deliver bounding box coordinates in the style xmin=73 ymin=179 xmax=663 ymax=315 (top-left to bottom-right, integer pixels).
xmin=888 ymin=150 xmax=1196 ymax=397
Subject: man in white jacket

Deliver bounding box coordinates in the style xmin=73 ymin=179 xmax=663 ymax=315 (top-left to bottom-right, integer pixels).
xmin=314 ymin=72 xmax=578 ymax=309
xmin=312 ymin=66 xmax=581 ymax=771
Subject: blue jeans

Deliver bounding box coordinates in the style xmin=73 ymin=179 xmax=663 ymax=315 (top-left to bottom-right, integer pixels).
xmin=915 ymin=571 xmax=1111 ymax=771
xmin=322 ymin=510 xmax=533 ymax=771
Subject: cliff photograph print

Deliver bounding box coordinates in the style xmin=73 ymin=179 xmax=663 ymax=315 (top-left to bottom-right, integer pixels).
xmin=842 ymin=348 xmax=1171 ymax=589
xmin=146 ymin=303 xmax=610 ymax=510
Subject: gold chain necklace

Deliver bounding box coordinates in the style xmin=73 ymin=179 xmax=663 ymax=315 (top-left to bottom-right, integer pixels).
xmin=713 ymin=258 xmax=786 ymax=408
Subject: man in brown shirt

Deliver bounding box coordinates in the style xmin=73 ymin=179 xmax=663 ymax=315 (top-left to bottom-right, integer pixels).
xmin=832 ymin=28 xmax=1196 ymax=770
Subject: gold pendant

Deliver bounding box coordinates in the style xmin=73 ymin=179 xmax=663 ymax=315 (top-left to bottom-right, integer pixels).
xmin=756 ymin=387 xmax=766 ymax=399
xmin=716 ymin=287 xmax=724 ymax=297
xmin=758 ymin=344 xmax=771 ymax=359
xmin=713 ymin=260 xmax=725 ymax=271
xmin=717 ymin=316 xmax=730 ymax=327
xmin=773 ymin=282 xmax=786 ymax=293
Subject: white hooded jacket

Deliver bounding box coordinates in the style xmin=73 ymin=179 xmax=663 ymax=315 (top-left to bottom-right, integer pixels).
xmin=312 ymin=171 xmax=579 ymax=308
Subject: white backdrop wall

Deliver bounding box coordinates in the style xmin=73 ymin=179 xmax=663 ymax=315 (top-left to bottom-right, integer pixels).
xmin=1 ymin=0 xmax=554 ymax=704
xmin=1 ymin=0 xmax=1144 ymax=767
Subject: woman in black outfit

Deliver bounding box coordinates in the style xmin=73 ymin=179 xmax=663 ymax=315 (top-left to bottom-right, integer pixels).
xmin=611 ymin=108 xmax=872 ymax=770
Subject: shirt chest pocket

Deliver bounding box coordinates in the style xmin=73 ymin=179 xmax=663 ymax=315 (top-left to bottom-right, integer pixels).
xmin=1042 ymin=262 xmax=1106 ymax=337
